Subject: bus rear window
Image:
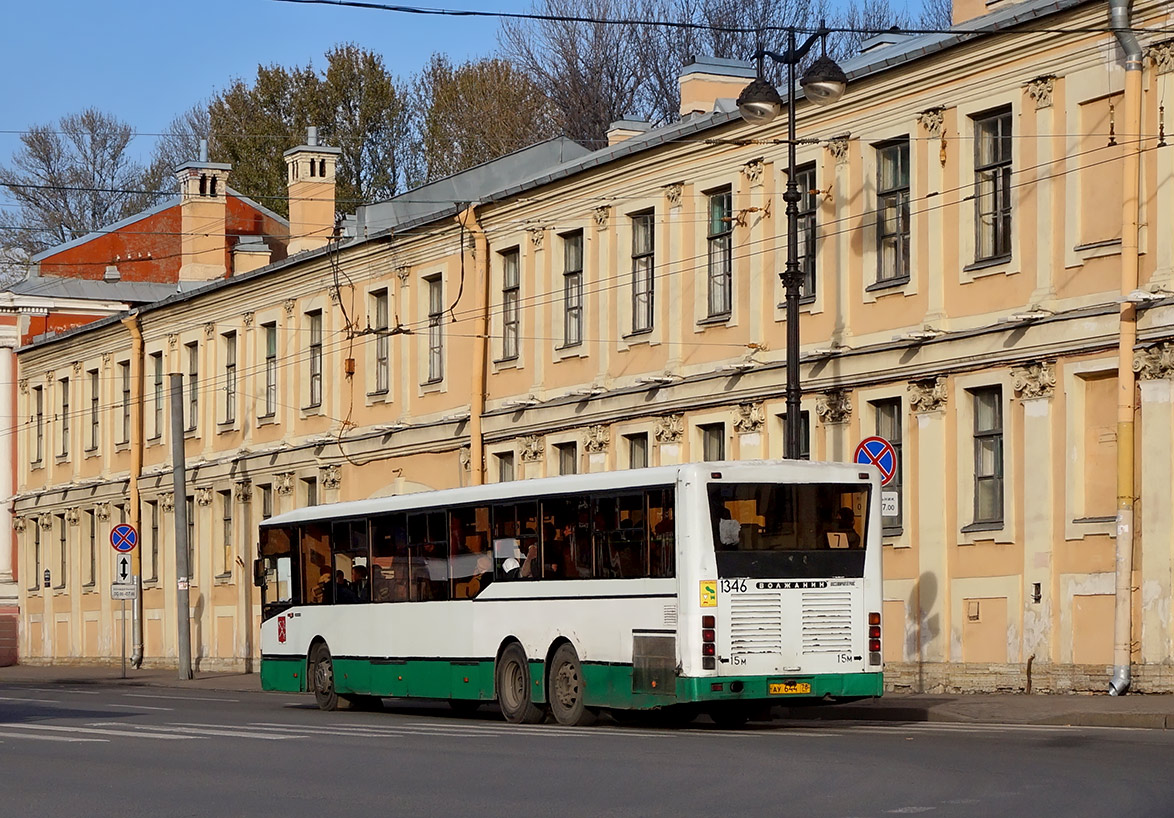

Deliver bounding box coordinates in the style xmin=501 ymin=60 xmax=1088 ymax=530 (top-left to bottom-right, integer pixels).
xmin=708 ymin=483 xmax=869 ymax=579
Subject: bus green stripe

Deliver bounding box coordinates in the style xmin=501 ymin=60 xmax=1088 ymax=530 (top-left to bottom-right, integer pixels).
xmin=261 ymin=655 xmax=881 ymax=706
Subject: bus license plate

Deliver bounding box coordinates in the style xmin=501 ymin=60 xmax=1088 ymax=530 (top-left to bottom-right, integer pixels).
xmin=769 ymin=682 xmax=811 ymax=695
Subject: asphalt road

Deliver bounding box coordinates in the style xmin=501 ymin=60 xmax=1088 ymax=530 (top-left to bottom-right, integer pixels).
xmin=1 ymin=683 xmax=1172 ymax=818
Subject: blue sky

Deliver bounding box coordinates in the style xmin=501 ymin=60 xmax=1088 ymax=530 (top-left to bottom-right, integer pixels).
xmin=1 ymin=0 xmax=527 ymax=164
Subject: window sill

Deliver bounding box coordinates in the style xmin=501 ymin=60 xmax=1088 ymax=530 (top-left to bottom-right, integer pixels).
xmin=961 ymin=520 xmax=1003 ymax=534
xmin=217 ymin=420 xmax=238 ymax=434
xmin=366 ymin=388 xmax=390 ymax=398
xmin=697 ymin=314 xmax=731 ymax=327
xmin=257 ymin=414 xmax=278 ymax=427
xmin=554 ymin=343 xmax=584 ymax=352
xmin=882 ymin=526 xmax=904 ymax=538
xmin=421 ymin=378 xmax=444 ymax=387
xmin=866 ymin=276 xmax=911 ymax=293
xmin=214 ymin=572 xmax=233 ymax=584
xmin=54 ymin=454 xmax=70 ymax=465
xmin=622 ymin=329 xmax=654 ymax=344
xmin=962 ymin=254 xmax=1011 ymax=274
xmin=182 ymin=430 xmax=198 ymax=441
xmin=30 ymin=461 xmax=44 ymax=471
xmin=84 ymin=447 xmax=99 ymax=459
xmin=492 ymin=357 xmax=520 ymax=370
xmin=301 ymin=404 xmax=323 ymax=414
xmin=1073 ymin=515 xmax=1115 ymax=525
xmin=115 ymin=441 xmax=131 ymax=452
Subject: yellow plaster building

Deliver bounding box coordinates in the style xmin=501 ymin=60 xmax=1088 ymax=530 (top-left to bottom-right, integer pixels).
xmin=12 ymin=0 xmax=1174 ymax=692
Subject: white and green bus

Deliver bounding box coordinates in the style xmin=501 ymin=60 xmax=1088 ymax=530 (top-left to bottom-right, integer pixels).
xmin=255 ymin=459 xmax=884 ymax=726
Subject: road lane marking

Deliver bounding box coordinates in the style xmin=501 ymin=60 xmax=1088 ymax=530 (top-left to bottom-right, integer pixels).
xmin=122 ymin=693 xmax=240 ymax=702
xmin=0 ymin=730 xmax=106 ymax=743
xmin=105 ymin=704 xmax=175 ymax=711
xmin=3 ymin=723 xmax=192 ymax=740
xmin=26 ymin=687 xmax=101 ymax=696
xmin=89 ymin=722 xmax=304 ymax=741
xmin=0 ymin=696 xmax=61 ymax=704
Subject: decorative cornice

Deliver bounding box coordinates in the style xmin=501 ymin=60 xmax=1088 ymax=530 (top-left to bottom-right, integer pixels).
xmin=584 ymin=424 xmax=610 ymax=454
xmin=1134 ymin=342 xmax=1174 ymax=380
xmin=520 ymin=435 xmax=544 ymax=462
xmin=195 ymin=486 xmax=213 ymax=506
xmin=101 ymin=351 xmax=113 ymax=368
xmin=233 ymin=479 xmax=252 ymax=503
xmin=664 ymin=183 xmax=683 ymax=209
xmin=824 ymin=136 xmax=850 ymax=165
xmin=1146 ymin=40 xmax=1174 ymax=74
xmin=283 ymin=299 xmax=296 ymax=318
xmin=72 ymin=361 xmax=83 ymax=375
xmin=917 ymin=107 xmax=945 ymax=137
xmin=12 ymin=517 xmax=24 ymax=533
xmin=38 ymin=513 xmax=52 ymax=530
xmin=654 ymin=413 xmax=684 ymax=444
xmin=166 ymin=334 xmax=178 ymax=351
xmin=17 ymin=378 xmax=27 ymax=395
xmin=592 ymin=206 xmax=610 ymax=230
xmin=815 ymin=389 xmax=852 ymax=424
xmin=1011 ymin=361 xmax=1056 ymax=399
xmin=395 ymin=265 xmax=411 ymax=284
xmin=741 ymin=158 xmax=764 ymax=186
xmin=1025 ymin=75 xmax=1056 ymax=110
xmin=908 ymin=376 xmax=949 ymax=413
xmin=733 ymin=401 xmax=765 ymax=434
xmin=320 ymin=463 xmax=342 ymax=490
xmin=275 ymin=473 xmax=294 ymax=495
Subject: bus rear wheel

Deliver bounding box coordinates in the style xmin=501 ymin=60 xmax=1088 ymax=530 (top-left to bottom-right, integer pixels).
xmin=549 ymin=643 xmax=595 ymax=727
xmin=310 ymin=643 xmax=339 ymax=711
xmin=496 ymin=643 xmax=544 ymax=725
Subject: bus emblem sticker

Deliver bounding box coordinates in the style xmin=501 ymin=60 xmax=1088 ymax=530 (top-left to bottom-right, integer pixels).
xmin=277 ymin=616 xmax=286 ymax=643
xmin=700 ymin=581 xmax=717 ymax=607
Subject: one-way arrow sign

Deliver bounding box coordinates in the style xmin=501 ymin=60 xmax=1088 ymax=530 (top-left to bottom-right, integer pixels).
xmin=115 ymin=555 xmax=133 ymax=585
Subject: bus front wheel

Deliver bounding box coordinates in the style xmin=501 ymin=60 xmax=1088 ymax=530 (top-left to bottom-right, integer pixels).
xmin=496 ymin=643 xmax=544 ymax=725
xmin=549 ymin=643 xmax=595 ymax=726
xmin=310 ymin=642 xmax=339 ymax=711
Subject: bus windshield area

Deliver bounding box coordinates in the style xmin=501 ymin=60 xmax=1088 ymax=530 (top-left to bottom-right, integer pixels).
xmin=256 ymin=487 xmax=676 ymax=615
xmin=708 ymin=482 xmax=870 ymax=579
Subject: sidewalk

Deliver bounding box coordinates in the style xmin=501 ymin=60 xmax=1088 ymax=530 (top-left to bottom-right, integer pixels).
xmin=2 ymin=663 xmax=1172 ymax=728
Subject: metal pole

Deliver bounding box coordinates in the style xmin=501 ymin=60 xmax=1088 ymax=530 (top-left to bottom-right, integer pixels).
xmin=782 ymin=26 xmax=802 ymax=460
xmin=120 ymin=599 xmax=126 ymax=679
xmin=170 ymin=373 xmax=193 ymax=680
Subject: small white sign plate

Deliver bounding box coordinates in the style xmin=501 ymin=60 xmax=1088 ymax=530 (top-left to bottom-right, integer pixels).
xmin=881 ymin=491 xmax=899 ymax=518
xmin=111 ymin=584 xmax=138 ymax=600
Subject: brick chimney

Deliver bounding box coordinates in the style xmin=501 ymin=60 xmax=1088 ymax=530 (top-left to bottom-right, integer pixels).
xmin=607 ymin=119 xmax=652 ymax=146
xmin=176 ymin=140 xmax=232 ymax=282
xmin=285 ymin=126 xmax=341 ymax=255
xmin=678 ymin=56 xmax=757 ymax=118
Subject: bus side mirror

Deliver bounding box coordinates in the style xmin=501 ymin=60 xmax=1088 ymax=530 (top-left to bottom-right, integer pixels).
xmin=253 ymin=558 xmax=267 ymax=588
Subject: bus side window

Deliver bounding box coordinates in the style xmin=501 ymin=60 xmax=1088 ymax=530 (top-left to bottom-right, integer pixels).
xmin=648 ymin=489 xmax=675 ymax=578
xmin=302 ymin=523 xmax=332 ymax=603
xmin=450 ymin=506 xmax=491 ymax=598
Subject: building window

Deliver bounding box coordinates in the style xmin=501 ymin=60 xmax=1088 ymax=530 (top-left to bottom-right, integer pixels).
xmin=631 ymin=211 xmax=654 ymax=333
xmin=184 ymin=344 xmax=198 ymax=432
xmin=876 ymin=140 xmax=910 ymax=283
xmin=32 ymin=386 xmax=43 ymax=464
xmin=222 ymin=331 xmax=237 ymax=424
xmin=701 ymin=423 xmax=725 ymax=461
xmin=119 ymin=361 xmax=132 ymax=443
xmin=151 ymin=352 xmax=164 ymax=439
xmin=974 ymin=108 xmax=1012 ymax=261
xmin=304 ymin=476 xmax=318 ymax=507
xmin=88 ymin=369 xmax=100 ymax=451
xmin=372 ymin=289 xmax=390 ymax=393
xmin=562 ymin=232 xmax=583 ymax=347
xmin=873 ymin=399 xmax=903 ymax=528
xmin=627 ymin=432 xmax=649 ymax=469
xmin=218 ymin=490 xmax=233 ymax=577
xmin=263 ymin=323 xmax=277 ymax=417
xmin=706 ymin=188 xmax=732 ymax=317
xmin=497 ymin=452 xmax=515 ymax=482
xmin=260 ymin=484 xmax=273 ymax=520
xmin=185 ymin=496 xmax=196 ymax=579
xmin=501 ymin=249 xmax=520 ymax=360
xmin=59 ymin=377 xmax=70 ymax=457
xmin=31 ymin=524 xmax=41 ymax=591
xmin=779 ymin=411 xmax=811 ymax=460
xmin=556 ymin=442 xmax=578 ymax=475
xmin=56 ymin=514 xmax=66 ymax=589
xmin=972 ymin=387 xmax=1004 ymax=524
xmin=84 ymin=509 xmax=96 ymax=587
xmin=307 ymin=310 xmax=323 ymax=408
xmin=146 ymin=500 xmax=159 ymax=583
xmin=426 ymin=276 xmax=444 ymax=382
xmin=795 ymin=164 xmax=817 ymax=299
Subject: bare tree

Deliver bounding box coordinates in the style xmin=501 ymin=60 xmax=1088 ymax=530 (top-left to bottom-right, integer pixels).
xmin=0 ymin=109 xmax=149 ymax=260
xmin=139 ymin=103 xmax=212 ymax=201
xmin=919 ymin=0 xmax=953 ymax=30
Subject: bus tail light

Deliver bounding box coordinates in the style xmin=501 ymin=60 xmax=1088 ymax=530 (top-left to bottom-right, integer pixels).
xmin=702 ymin=615 xmax=716 ymax=669
xmin=868 ymin=612 xmax=882 ymax=664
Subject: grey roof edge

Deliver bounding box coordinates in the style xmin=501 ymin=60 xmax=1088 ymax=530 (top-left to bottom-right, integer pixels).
xmin=283 ymin=144 xmax=343 ymax=158
xmin=30 ymin=195 xmax=181 ymax=263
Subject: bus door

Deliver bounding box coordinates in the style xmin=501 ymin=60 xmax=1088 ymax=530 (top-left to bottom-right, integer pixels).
xmin=256 ymin=525 xmax=300 ymax=620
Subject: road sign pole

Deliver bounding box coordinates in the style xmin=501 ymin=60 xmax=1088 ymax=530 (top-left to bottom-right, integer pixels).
xmin=170 ymin=373 xmax=193 ymax=681
xmin=120 ymin=599 xmax=126 ymax=680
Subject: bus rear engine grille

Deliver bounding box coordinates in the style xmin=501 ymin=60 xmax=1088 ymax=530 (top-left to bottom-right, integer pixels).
xmin=729 ymin=592 xmax=782 ymax=654
xmin=801 ymin=591 xmax=854 ymax=654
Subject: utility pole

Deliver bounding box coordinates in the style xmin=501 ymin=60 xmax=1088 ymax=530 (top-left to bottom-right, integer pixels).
xmin=170 ymin=373 xmax=192 ymax=680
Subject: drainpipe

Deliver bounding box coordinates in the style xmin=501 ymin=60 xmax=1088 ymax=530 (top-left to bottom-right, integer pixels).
xmin=1109 ymin=0 xmax=1142 ymax=696
xmin=457 ymin=205 xmax=489 ymax=486
xmin=121 ymin=312 xmax=146 ymax=668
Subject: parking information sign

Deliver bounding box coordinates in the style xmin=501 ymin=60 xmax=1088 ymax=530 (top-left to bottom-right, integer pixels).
xmin=854 ymin=436 xmax=897 ymax=487
xmin=110 ymin=523 xmax=138 ymax=553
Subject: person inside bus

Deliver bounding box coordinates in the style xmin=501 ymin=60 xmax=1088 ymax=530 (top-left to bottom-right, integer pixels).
xmin=833 ymin=507 xmax=861 ymax=549
xmin=519 ymin=543 xmax=540 ymax=579
xmin=718 ymin=507 xmax=742 ymax=547
xmin=333 ymin=570 xmax=358 ymax=604
xmin=351 ymin=564 xmax=370 ymax=603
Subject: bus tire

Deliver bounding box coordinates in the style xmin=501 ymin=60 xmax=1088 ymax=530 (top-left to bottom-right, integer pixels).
xmin=496 ymin=643 xmax=543 ymax=725
xmin=310 ymin=642 xmax=339 ymax=711
xmin=548 ymin=643 xmax=595 ymax=727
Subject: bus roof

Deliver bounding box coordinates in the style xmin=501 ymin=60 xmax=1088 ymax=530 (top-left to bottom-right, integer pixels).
xmin=259 ymin=459 xmax=875 ymax=529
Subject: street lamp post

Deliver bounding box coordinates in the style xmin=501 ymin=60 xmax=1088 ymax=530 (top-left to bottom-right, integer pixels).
xmin=736 ymin=28 xmax=847 ymax=460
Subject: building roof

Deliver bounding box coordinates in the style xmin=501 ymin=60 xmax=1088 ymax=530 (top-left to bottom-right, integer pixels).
xmin=9 ymin=274 xmax=202 ymax=304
